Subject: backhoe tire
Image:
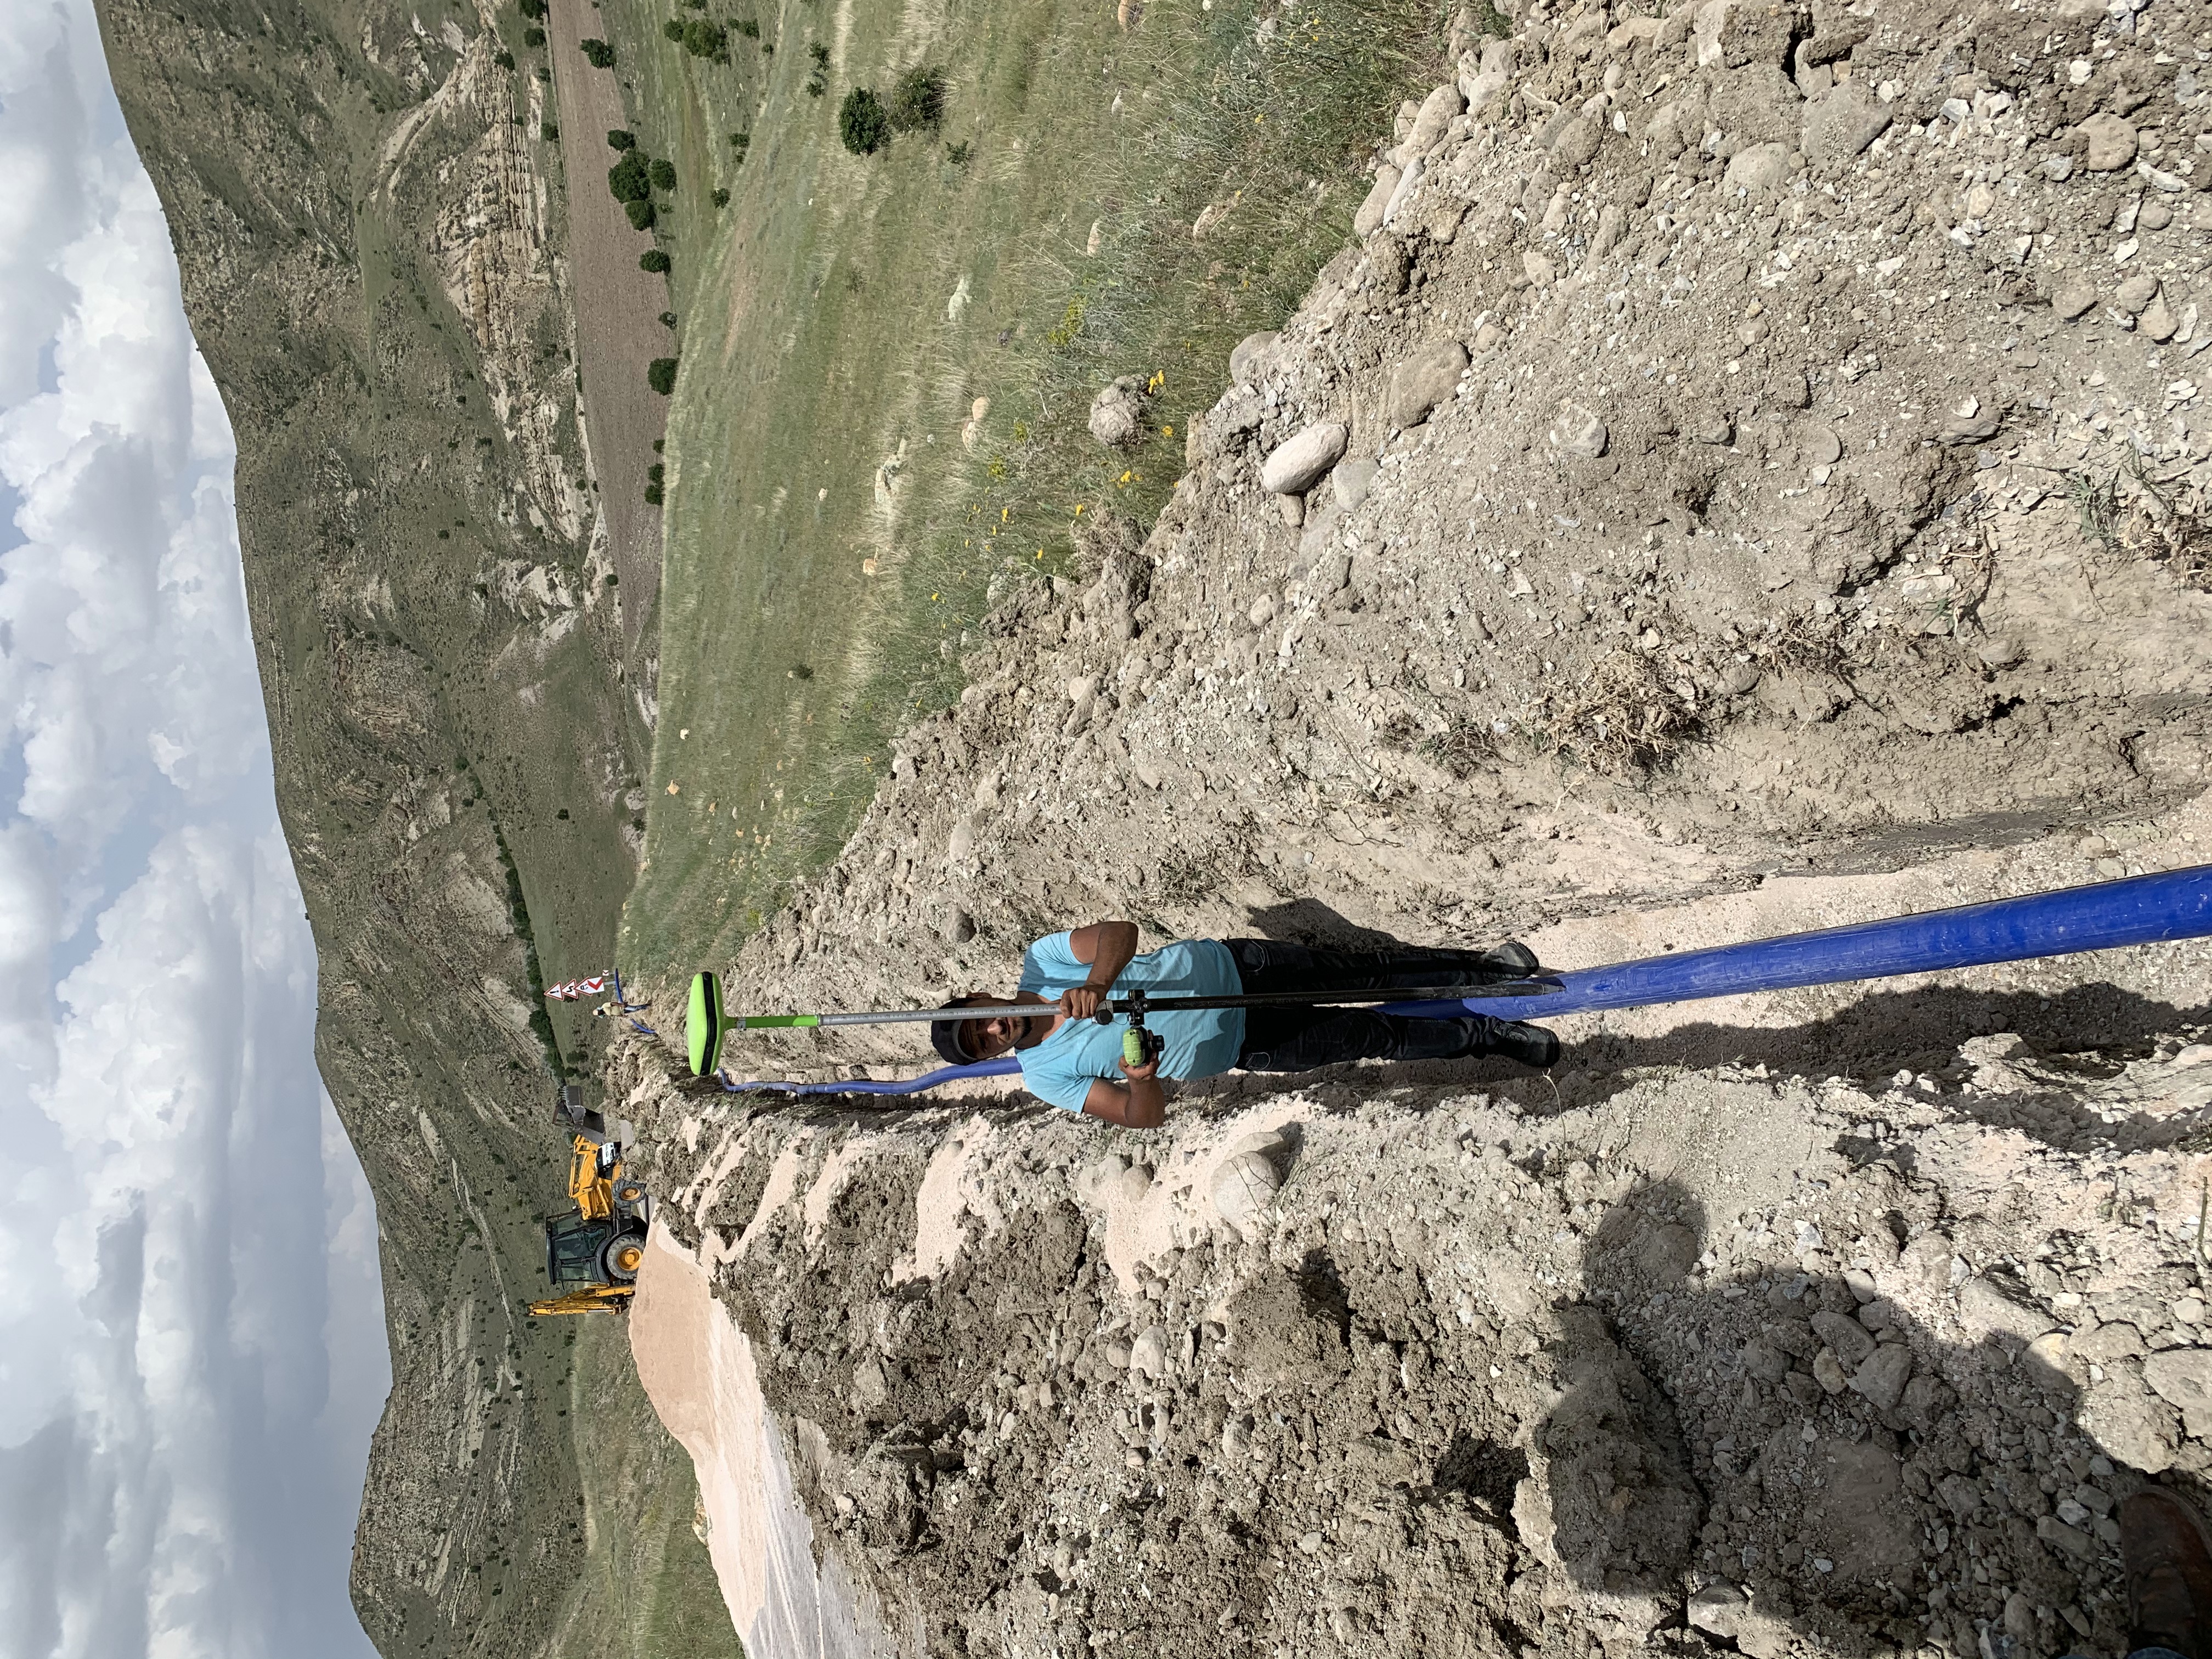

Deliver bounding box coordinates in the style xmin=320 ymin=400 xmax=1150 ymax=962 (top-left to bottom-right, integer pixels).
xmin=600 ymin=1233 xmax=646 ymax=1284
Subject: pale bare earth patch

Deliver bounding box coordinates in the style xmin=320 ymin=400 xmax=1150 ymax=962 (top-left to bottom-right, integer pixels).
xmin=630 ymin=1222 xmax=909 ymax=1655
xmin=550 ymin=2 xmax=671 ymax=648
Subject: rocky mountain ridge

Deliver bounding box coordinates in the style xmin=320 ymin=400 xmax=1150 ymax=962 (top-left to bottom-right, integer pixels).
xmin=94 ymin=0 xmax=668 ymax=1650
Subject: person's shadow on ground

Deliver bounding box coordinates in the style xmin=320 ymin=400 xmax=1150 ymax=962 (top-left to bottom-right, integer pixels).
xmin=1243 ymin=898 xmax=1413 ymax=951
xmin=1525 ymin=1171 xmax=2198 ymax=1659
xmin=1533 ymin=984 xmax=2207 ymax=1151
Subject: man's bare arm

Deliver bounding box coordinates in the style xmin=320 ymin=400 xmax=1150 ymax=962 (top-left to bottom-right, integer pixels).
xmin=1063 ymin=920 xmax=1140 ymax=1020
xmin=1080 ymin=1070 xmax=1167 ymax=1129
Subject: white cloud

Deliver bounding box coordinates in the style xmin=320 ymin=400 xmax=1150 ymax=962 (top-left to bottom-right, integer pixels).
xmin=0 ymin=10 xmax=99 ymax=409
xmin=0 ymin=3 xmax=389 ymax=1656
xmin=0 ymin=822 xmax=59 ymax=1071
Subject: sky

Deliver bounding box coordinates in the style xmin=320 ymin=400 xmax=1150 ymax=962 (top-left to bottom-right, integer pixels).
xmin=0 ymin=3 xmax=392 ymax=1657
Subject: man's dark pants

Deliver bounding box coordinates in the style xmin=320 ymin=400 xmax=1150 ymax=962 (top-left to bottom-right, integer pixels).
xmin=1225 ymin=938 xmax=1530 ymax=1071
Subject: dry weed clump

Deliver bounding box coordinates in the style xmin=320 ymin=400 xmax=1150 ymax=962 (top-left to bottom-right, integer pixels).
xmin=1148 ymin=818 xmax=1265 ymax=912
xmin=2068 ymin=455 xmax=2212 ymax=590
xmin=1748 ymin=612 xmax=1854 ymax=678
xmin=1537 ymin=649 xmax=1703 ymax=776
xmin=1417 ymin=715 xmax=1504 ymax=778
xmin=2112 ymin=459 xmax=2212 ymax=591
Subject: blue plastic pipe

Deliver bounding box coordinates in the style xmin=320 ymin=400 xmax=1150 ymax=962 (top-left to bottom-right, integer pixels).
xmin=1384 ymin=864 xmax=2212 ymax=1022
xmin=723 ymin=866 xmax=2212 ymax=1094
xmin=720 ymin=1056 xmax=1023 ymax=1097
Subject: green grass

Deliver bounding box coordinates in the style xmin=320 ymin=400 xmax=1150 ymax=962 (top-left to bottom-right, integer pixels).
xmin=608 ymin=0 xmax=1443 ymax=986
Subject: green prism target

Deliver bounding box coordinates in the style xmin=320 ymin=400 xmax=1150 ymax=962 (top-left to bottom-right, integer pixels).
xmin=687 ymin=971 xmax=726 ymax=1077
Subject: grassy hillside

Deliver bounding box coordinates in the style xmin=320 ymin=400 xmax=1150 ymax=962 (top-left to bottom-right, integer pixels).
xmin=608 ymin=0 xmax=1447 ymax=981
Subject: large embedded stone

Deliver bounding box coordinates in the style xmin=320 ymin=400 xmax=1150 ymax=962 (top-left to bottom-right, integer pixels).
xmin=1260 ymin=422 xmax=1348 ymax=495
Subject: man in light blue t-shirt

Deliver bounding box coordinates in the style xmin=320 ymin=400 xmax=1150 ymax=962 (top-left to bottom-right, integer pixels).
xmin=929 ymin=920 xmax=1558 ymax=1127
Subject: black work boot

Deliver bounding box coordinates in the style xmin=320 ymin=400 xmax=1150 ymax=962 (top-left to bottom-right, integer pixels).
xmin=1478 ymin=940 xmax=1542 ymax=976
xmin=2122 ymin=1488 xmax=2212 ymax=1659
xmin=1463 ymin=1016 xmax=1560 ymax=1069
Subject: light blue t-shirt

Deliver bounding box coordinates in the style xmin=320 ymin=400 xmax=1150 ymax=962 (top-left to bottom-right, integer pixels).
xmin=1014 ymin=934 xmax=1246 ymax=1112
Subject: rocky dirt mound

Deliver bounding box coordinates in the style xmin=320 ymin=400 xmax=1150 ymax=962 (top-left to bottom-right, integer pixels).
xmin=616 ymin=0 xmax=2212 ymax=1649
xmin=613 ymin=971 xmax=2212 ymax=1659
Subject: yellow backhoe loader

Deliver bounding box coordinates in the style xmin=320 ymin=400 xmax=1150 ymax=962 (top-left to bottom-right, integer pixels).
xmin=529 ymin=1086 xmax=653 ymax=1316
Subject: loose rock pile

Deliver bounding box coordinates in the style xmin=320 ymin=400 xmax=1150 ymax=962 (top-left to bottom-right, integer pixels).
xmin=618 ymin=1020 xmax=2212 ymax=1658
xmin=699 ymin=0 xmax=2212 ymax=1031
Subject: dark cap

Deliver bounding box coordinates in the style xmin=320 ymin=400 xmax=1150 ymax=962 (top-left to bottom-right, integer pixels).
xmin=930 ymin=1000 xmax=978 ymax=1066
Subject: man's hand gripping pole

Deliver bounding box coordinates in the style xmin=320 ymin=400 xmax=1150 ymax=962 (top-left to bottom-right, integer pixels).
xmin=1109 ymin=987 xmax=1165 ymax=1070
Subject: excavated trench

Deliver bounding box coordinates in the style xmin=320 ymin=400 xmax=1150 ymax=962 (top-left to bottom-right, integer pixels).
xmin=614 ymin=0 xmax=2212 ymax=1650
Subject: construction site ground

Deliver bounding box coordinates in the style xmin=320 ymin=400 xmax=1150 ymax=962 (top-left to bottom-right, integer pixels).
xmin=606 ymin=0 xmax=2212 ymax=1652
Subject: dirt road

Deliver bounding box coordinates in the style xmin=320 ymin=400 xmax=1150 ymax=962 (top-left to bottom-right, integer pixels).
xmin=550 ymin=0 xmax=668 ymax=652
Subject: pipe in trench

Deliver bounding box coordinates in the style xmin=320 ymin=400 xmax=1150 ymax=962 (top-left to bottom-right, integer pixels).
xmin=721 ymin=866 xmax=2212 ymax=1097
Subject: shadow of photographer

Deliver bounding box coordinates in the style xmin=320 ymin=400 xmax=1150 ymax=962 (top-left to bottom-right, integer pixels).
xmin=1520 ymin=1172 xmax=2205 ymax=1659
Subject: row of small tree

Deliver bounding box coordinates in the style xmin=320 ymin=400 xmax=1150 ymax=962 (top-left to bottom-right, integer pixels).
xmin=606 ymin=129 xmax=678 ymax=233
xmin=618 ymin=33 xmax=953 ymax=514
xmin=497 ymin=6 xmax=683 ymax=492
xmin=663 ymin=15 xmax=729 ymax=60
xmin=658 ymin=2 xmax=767 ymax=65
